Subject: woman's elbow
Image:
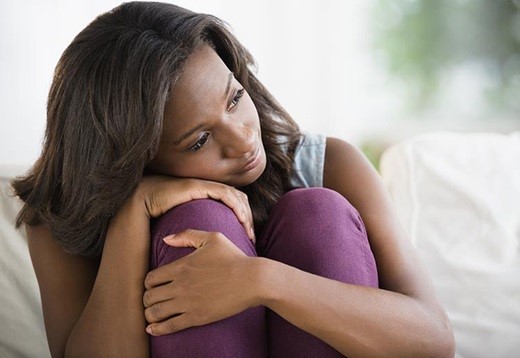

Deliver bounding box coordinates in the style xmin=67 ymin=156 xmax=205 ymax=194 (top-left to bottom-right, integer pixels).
xmin=429 ymin=309 xmax=456 ymax=358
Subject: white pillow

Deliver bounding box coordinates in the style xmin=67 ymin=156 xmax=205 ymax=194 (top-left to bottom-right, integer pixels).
xmin=380 ymin=131 xmax=520 ymax=358
xmin=0 ymin=165 xmax=50 ymax=357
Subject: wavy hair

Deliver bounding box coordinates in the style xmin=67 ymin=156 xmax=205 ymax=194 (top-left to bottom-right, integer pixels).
xmin=12 ymin=1 xmax=301 ymax=258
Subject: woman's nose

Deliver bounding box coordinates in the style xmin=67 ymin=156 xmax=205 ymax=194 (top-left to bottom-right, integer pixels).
xmin=222 ymin=123 xmax=256 ymax=158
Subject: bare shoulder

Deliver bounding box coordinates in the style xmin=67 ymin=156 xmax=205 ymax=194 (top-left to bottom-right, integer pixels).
xmin=26 ymin=224 xmax=99 ymax=357
xmin=323 ymin=137 xmax=385 ymax=214
xmin=323 ymin=137 xmax=379 ymax=195
xmin=322 ymin=137 xmax=439 ymax=303
xmin=26 ymin=224 xmax=99 ymax=281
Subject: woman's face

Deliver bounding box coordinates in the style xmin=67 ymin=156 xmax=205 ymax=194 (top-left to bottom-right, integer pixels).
xmin=147 ymin=45 xmax=266 ymax=187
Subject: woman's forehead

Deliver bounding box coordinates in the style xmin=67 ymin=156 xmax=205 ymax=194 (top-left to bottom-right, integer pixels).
xmin=172 ymin=45 xmax=231 ymax=100
xmin=163 ymin=45 xmax=233 ymax=130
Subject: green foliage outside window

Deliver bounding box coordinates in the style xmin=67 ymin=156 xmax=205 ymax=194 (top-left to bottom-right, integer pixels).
xmin=373 ymin=0 xmax=520 ymax=114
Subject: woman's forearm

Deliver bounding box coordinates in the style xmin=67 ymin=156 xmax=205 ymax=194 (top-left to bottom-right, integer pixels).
xmin=65 ymin=195 xmax=150 ymax=357
xmin=253 ymin=257 xmax=454 ymax=358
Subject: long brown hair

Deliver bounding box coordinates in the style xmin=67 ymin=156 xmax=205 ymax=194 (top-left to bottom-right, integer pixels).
xmin=12 ymin=1 xmax=301 ymax=258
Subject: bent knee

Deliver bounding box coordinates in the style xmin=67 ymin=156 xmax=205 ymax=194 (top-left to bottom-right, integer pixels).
xmin=280 ymin=187 xmax=343 ymax=206
xmin=276 ymin=188 xmax=365 ymax=232
xmin=150 ymin=199 xmax=255 ymax=268
xmin=151 ymin=199 xmax=239 ymax=237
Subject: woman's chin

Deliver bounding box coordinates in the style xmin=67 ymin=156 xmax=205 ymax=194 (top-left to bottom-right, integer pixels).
xmin=229 ymin=157 xmax=267 ymax=187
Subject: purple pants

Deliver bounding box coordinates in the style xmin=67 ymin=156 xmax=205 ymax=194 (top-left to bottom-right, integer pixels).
xmin=149 ymin=188 xmax=378 ymax=357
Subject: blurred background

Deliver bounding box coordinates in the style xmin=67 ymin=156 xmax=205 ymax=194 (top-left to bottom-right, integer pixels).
xmin=1 ymin=0 xmax=519 ymax=169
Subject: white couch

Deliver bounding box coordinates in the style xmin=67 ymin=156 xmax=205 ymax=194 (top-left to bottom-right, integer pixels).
xmin=380 ymin=131 xmax=520 ymax=357
xmin=0 ymin=165 xmax=49 ymax=357
xmin=1 ymin=131 xmax=519 ymax=357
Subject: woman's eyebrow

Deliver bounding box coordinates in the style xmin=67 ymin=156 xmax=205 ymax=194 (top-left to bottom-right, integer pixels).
xmin=174 ymin=123 xmax=205 ymax=146
xmin=174 ymin=72 xmax=235 ymax=146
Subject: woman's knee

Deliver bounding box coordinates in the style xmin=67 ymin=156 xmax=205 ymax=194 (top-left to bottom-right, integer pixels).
xmin=259 ymin=187 xmax=378 ymax=287
xmin=151 ymin=199 xmax=241 ymax=236
xmin=275 ymin=187 xmax=365 ymax=233
xmin=150 ymin=199 xmax=256 ymax=268
xmin=148 ymin=200 xmax=267 ymax=357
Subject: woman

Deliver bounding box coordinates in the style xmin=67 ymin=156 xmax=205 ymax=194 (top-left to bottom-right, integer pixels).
xmin=12 ymin=2 xmax=454 ymax=357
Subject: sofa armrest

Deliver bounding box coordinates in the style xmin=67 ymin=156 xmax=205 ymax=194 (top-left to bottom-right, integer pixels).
xmin=379 ymin=131 xmax=520 ymax=358
xmin=0 ymin=165 xmax=50 ymax=357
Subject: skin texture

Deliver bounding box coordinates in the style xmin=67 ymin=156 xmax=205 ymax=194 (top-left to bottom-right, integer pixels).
xmin=27 ymin=45 xmax=455 ymax=357
xmin=146 ymin=45 xmax=267 ymax=188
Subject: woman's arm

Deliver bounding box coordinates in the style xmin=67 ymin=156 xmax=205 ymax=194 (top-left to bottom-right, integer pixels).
xmin=250 ymin=137 xmax=455 ymax=357
xmin=28 ymin=177 xmax=254 ymax=357
xmin=28 ymin=194 xmax=151 ymax=357
xmin=64 ymin=193 xmax=151 ymax=357
xmin=27 ymin=225 xmax=99 ymax=357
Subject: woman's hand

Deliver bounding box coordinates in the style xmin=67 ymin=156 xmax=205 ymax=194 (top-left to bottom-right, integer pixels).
xmin=136 ymin=175 xmax=255 ymax=242
xmin=143 ymin=229 xmax=261 ymax=336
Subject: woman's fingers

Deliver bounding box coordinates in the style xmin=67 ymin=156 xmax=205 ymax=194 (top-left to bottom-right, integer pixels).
xmin=143 ymin=281 xmax=176 ymax=308
xmin=144 ymin=259 xmax=182 ymax=290
xmin=211 ymin=186 xmax=245 ymax=222
xmin=139 ymin=176 xmax=255 ymax=242
xmin=205 ymin=184 xmax=255 ymax=242
xmin=144 ymin=229 xmax=212 ymax=290
xmin=144 ymin=298 xmax=184 ymax=324
xmin=143 ymin=229 xmax=254 ymax=336
xmin=146 ymin=313 xmax=192 ymax=336
xmin=226 ymin=187 xmax=254 ymax=242
xmin=238 ymin=190 xmax=255 ymax=242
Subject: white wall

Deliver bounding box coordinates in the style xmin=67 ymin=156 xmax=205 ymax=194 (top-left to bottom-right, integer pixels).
xmin=0 ymin=0 xmax=398 ymax=165
xmin=1 ymin=0 xmax=517 ymax=166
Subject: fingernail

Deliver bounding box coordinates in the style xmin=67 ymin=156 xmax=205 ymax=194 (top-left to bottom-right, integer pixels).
xmin=163 ymin=234 xmax=176 ymax=242
xmin=146 ymin=325 xmax=153 ymax=335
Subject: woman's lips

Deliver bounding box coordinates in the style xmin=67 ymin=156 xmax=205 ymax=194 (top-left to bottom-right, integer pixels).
xmin=237 ymin=147 xmax=261 ymax=174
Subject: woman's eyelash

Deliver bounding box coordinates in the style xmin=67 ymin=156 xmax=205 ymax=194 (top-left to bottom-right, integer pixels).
xmin=228 ymin=88 xmax=245 ymax=111
xmin=187 ymin=132 xmax=210 ymax=152
xmin=186 ymin=88 xmax=245 ymax=153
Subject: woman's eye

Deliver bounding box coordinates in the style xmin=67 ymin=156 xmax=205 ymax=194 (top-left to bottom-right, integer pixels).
xmin=187 ymin=132 xmax=210 ymax=152
xmin=228 ymin=88 xmax=245 ymax=111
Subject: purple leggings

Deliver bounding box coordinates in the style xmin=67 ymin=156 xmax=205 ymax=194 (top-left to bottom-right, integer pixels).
xmin=149 ymin=188 xmax=378 ymax=357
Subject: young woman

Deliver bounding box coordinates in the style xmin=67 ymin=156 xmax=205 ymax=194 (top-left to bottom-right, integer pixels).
xmin=12 ymin=2 xmax=454 ymax=357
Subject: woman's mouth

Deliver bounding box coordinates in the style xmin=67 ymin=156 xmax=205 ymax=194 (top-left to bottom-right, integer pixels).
xmin=236 ymin=147 xmax=261 ymax=174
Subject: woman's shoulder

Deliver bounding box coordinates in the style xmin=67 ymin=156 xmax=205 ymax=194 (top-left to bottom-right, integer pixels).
xmin=26 ymin=224 xmax=61 ymax=265
xmin=322 ymin=137 xmax=379 ymax=196
xmin=291 ymin=135 xmax=367 ymax=190
xmin=26 ymin=224 xmax=95 ymax=261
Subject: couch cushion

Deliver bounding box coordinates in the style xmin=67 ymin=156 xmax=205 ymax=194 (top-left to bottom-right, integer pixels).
xmin=0 ymin=165 xmax=50 ymax=357
xmin=380 ymin=131 xmax=520 ymax=358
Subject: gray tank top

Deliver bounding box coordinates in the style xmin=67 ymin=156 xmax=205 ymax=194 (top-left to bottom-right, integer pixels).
xmin=290 ymin=132 xmax=327 ymax=188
